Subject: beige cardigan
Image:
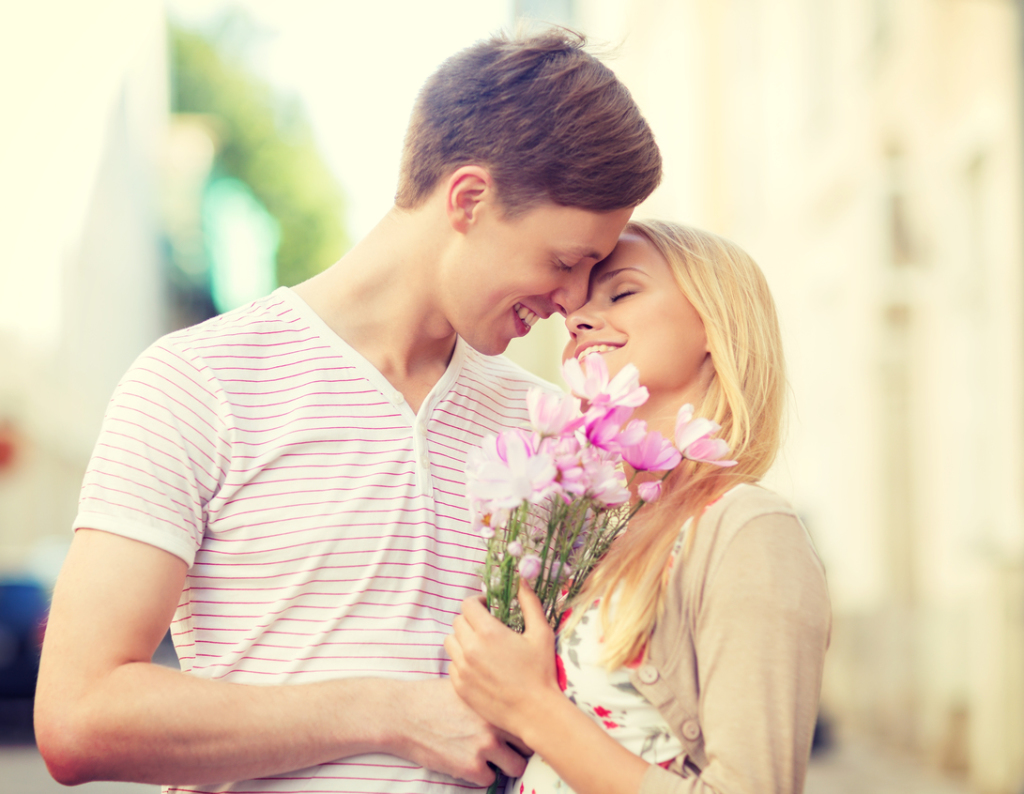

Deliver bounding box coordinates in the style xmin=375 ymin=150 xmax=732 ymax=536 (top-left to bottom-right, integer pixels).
xmin=629 ymin=484 xmax=831 ymax=794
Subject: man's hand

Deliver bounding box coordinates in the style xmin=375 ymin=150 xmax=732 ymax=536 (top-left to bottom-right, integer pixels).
xmin=387 ymin=678 xmax=529 ymax=786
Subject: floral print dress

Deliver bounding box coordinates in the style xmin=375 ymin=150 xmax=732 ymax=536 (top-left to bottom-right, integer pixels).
xmin=506 ymin=583 xmax=685 ymax=794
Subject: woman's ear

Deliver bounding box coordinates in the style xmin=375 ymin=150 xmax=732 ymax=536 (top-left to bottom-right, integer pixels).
xmin=699 ymin=350 xmax=716 ymax=390
xmin=445 ymin=165 xmax=495 ymax=233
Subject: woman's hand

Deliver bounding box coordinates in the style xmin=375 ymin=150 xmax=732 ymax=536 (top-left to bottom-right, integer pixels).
xmin=447 ymin=581 xmax=651 ymax=794
xmin=444 ymin=579 xmax=562 ymax=740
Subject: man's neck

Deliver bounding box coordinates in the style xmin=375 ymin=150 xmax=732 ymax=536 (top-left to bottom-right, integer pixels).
xmin=291 ymin=205 xmax=457 ymax=413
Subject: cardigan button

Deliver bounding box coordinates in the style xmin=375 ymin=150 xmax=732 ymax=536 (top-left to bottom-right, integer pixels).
xmin=637 ymin=664 xmax=659 ymax=684
xmin=682 ymin=719 xmax=701 ymax=740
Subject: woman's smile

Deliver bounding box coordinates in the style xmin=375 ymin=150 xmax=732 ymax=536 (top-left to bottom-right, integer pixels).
xmin=575 ymin=343 xmax=622 ymax=360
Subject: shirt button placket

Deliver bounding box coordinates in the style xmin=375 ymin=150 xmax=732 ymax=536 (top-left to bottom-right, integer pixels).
xmin=414 ymin=421 xmax=431 ymax=489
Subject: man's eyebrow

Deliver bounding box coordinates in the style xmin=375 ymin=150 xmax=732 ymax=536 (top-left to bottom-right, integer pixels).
xmin=566 ymin=247 xmax=604 ymax=261
xmin=593 ymin=265 xmax=643 ymax=285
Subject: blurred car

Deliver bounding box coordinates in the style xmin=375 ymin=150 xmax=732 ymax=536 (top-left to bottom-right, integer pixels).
xmin=0 ymin=577 xmax=47 ymax=699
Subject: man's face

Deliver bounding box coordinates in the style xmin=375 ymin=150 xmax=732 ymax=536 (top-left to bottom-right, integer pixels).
xmin=440 ymin=201 xmax=633 ymax=356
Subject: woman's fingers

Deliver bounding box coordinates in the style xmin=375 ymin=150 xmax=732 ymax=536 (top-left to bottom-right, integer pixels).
xmin=517 ymin=578 xmax=548 ymax=635
xmin=459 ymin=594 xmax=495 ymax=631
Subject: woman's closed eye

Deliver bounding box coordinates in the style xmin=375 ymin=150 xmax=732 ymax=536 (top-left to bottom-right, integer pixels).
xmin=610 ymin=289 xmax=636 ymax=302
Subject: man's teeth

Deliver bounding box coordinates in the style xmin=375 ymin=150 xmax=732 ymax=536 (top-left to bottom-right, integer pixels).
xmin=578 ymin=344 xmax=617 ymax=359
xmin=515 ymin=304 xmax=539 ymax=328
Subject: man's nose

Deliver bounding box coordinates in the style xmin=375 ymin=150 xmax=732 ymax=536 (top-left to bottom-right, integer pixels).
xmin=552 ymin=268 xmax=591 ymax=316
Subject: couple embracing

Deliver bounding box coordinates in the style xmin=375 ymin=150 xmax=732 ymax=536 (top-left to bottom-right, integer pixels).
xmin=35 ymin=29 xmax=830 ymax=794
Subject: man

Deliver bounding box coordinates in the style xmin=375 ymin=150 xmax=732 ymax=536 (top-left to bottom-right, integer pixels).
xmin=35 ymin=29 xmax=661 ymax=793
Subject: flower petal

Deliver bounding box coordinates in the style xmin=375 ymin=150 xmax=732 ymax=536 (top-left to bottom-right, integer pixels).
xmin=684 ymin=437 xmax=737 ymax=467
xmin=637 ymin=479 xmax=663 ymax=503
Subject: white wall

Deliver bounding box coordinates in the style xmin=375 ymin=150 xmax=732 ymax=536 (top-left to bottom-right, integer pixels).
xmin=0 ymin=0 xmax=168 ymax=577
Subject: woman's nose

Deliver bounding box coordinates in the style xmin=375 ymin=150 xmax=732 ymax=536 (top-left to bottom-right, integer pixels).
xmin=566 ymin=306 xmax=599 ymax=336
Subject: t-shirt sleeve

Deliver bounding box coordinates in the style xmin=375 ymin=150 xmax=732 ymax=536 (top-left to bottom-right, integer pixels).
xmin=73 ymin=338 xmax=230 ymax=567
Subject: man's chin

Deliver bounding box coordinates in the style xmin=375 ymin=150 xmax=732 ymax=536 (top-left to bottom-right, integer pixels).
xmin=461 ymin=331 xmax=511 ymax=357
xmin=475 ymin=340 xmax=510 ymax=357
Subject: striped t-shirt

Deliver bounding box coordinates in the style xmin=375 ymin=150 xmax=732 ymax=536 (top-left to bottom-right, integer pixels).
xmin=74 ymin=287 xmax=554 ymax=794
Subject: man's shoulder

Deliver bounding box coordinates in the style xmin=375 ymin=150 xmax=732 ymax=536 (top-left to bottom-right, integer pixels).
xmin=166 ymin=288 xmax=307 ymax=350
xmin=136 ymin=289 xmax=315 ymax=369
xmin=116 ymin=289 xmax=320 ymax=400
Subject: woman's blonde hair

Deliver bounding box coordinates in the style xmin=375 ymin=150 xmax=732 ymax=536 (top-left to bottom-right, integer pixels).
xmin=570 ymin=219 xmax=787 ymax=668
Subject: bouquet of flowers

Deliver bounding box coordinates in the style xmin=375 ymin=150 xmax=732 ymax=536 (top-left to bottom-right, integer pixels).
xmin=466 ymin=353 xmax=735 ymax=634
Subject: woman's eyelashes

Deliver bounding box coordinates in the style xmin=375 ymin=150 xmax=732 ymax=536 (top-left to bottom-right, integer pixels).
xmin=610 ymin=288 xmax=637 ymax=302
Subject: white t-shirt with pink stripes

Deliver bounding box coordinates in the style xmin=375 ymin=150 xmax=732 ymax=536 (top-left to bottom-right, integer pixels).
xmin=75 ymin=287 xmax=554 ymax=794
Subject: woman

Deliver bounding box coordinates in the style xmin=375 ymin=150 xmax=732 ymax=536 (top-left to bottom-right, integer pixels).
xmin=445 ymin=220 xmax=831 ymax=793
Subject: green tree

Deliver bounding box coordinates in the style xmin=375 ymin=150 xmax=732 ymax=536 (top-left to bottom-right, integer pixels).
xmin=170 ymin=22 xmax=347 ymax=288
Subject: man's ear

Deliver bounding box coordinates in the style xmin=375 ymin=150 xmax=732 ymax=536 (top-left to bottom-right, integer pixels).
xmin=445 ymin=165 xmax=495 ymax=233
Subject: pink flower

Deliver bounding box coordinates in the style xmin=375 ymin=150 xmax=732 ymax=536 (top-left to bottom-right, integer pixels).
xmin=684 ymin=437 xmax=737 ymax=467
xmin=469 ymin=428 xmax=537 ymax=474
xmin=584 ymin=405 xmax=632 ymax=451
xmin=467 ymin=431 xmax=557 ymax=509
xmin=581 ymin=449 xmax=630 ymax=507
xmin=527 ymin=389 xmax=585 ymax=437
xmin=518 ymin=554 xmax=542 ymax=579
xmin=546 ymin=435 xmax=588 ymax=496
xmin=674 ymin=404 xmax=737 ymax=467
xmin=557 ymin=466 xmax=589 ymax=497
xmin=637 ymin=480 xmax=663 ymax=503
xmin=495 ymin=427 xmax=538 ymax=459
xmin=546 ymin=434 xmax=581 ymax=469
xmin=507 ymin=541 xmax=524 ymax=557
xmin=674 ymin=404 xmax=719 ymax=450
xmin=620 ymin=429 xmax=682 ymax=472
xmin=562 ymin=355 xmax=648 ymax=412
xmin=615 ymin=419 xmax=649 ymax=449
xmin=470 ymin=510 xmax=501 ymax=538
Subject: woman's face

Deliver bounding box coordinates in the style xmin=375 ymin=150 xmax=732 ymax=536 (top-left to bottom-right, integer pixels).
xmin=563 ymin=233 xmax=711 ymax=424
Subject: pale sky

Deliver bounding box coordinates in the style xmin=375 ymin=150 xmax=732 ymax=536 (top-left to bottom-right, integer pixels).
xmin=167 ymin=0 xmax=517 ymax=241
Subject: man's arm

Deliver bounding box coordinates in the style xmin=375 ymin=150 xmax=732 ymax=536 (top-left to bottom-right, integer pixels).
xmin=35 ymin=529 xmax=527 ymax=787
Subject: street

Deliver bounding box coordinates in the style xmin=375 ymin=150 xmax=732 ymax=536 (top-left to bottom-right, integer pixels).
xmin=0 ymin=736 xmax=977 ymax=794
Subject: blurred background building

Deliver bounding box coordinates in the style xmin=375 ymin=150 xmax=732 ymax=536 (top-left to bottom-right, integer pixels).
xmin=0 ymin=1 xmax=169 ymax=583
xmin=567 ymin=3 xmax=1024 ymax=793
xmin=2 ymin=1 xmax=1023 ymax=792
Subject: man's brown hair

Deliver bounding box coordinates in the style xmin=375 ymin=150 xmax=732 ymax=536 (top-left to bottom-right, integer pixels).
xmin=395 ymin=29 xmax=662 ymax=214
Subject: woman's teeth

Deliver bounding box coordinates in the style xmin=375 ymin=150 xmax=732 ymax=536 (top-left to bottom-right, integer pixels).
xmin=515 ymin=303 xmax=539 ymax=329
xmin=578 ymin=344 xmax=618 ymax=359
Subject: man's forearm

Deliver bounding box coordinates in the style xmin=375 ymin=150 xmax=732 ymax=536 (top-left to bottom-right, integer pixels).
xmin=36 ymin=529 xmax=525 ymax=788
xmin=36 ymin=661 xmax=407 ymax=786
xmin=37 ymin=662 xmax=523 ymax=787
